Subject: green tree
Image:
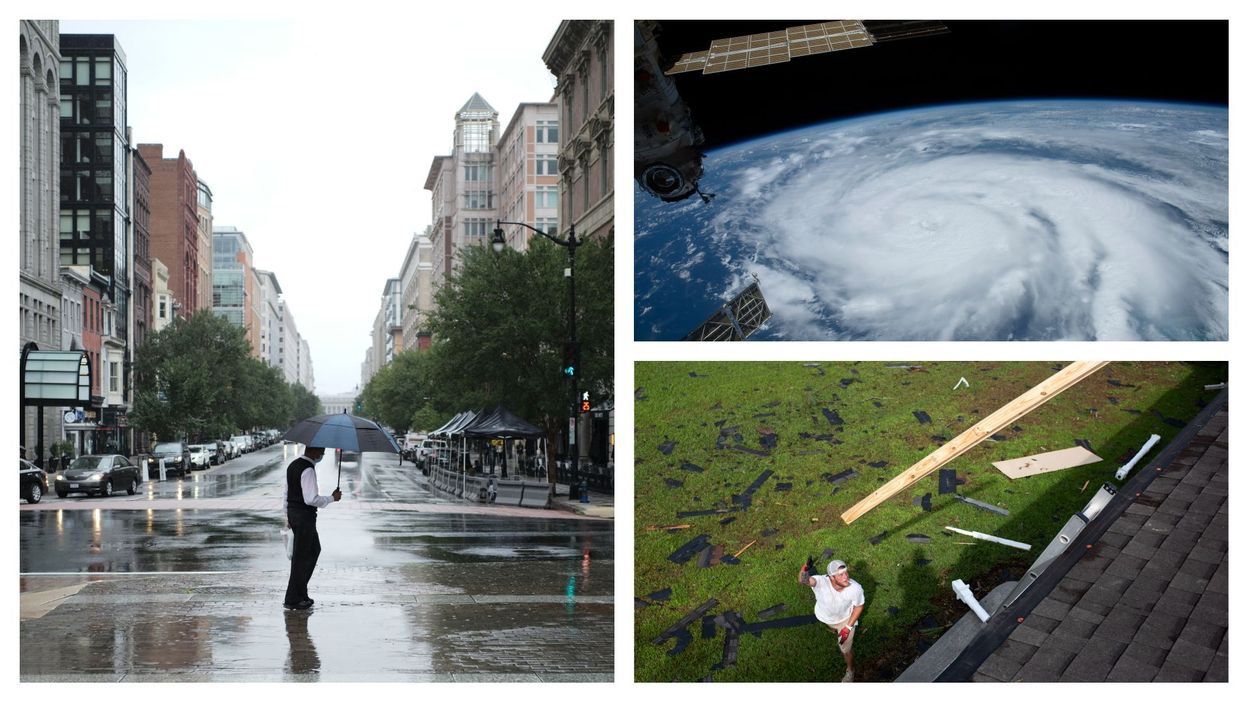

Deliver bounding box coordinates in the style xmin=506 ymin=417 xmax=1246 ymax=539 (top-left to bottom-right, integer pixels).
xmin=428 ymin=232 xmax=614 ymax=462
xmin=131 ymin=310 xmax=251 ymax=441
xmin=289 ymin=382 xmax=322 ymax=424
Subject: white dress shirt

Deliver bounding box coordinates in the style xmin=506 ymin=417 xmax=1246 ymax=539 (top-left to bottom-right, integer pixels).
xmin=282 ymin=457 xmax=335 ymax=508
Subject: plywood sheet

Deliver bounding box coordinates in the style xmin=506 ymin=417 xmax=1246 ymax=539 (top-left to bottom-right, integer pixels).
xmin=992 ymin=446 xmax=1102 ymax=480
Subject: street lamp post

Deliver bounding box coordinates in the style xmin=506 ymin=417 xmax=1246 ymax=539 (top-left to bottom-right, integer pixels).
xmin=492 ymin=220 xmax=583 ymax=501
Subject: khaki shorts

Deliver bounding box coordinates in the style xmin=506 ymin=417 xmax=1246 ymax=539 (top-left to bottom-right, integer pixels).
xmin=826 ymin=618 xmax=855 ymax=654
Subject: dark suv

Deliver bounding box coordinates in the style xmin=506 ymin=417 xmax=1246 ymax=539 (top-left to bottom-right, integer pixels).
xmin=149 ymin=441 xmax=191 ymax=478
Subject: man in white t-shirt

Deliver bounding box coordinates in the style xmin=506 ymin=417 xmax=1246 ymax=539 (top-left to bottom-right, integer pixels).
xmin=800 ymin=558 xmax=866 ymax=682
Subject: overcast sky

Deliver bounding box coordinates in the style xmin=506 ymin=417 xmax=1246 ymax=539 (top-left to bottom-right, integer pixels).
xmin=55 ymin=13 xmax=562 ymax=394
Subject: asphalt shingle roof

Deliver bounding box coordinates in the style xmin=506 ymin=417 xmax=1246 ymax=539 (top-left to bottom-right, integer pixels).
xmin=972 ymin=405 xmax=1228 ymax=682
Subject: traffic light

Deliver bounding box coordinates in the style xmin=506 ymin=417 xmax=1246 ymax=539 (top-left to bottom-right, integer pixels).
xmin=580 ymin=391 xmax=592 ymax=413
xmin=562 ymin=341 xmax=580 ymax=378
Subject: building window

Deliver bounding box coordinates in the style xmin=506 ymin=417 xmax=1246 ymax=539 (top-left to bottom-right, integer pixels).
xmin=600 ymin=144 xmax=609 ymax=197
xmin=536 ymin=186 xmax=559 ymax=209
xmin=462 ymin=122 xmax=491 ymax=153
xmin=109 ymin=361 xmax=119 ymax=392
xmin=464 ymin=164 xmax=492 ymax=182
xmin=536 ymin=121 xmax=558 ymax=144
xmin=535 ymin=156 xmax=558 ymax=175
xmin=463 ymin=190 xmax=494 ymax=209
xmin=535 ymin=217 xmax=558 ymax=235
xmin=462 ymin=219 xmax=489 ymax=238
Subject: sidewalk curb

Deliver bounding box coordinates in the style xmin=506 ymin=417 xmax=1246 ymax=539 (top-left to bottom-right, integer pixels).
xmin=548 ymin=497 xmax=614 ymax=519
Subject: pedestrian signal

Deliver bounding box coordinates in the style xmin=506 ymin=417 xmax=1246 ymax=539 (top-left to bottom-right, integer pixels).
xmin=562 ymin=341 xmax=580 ymax=377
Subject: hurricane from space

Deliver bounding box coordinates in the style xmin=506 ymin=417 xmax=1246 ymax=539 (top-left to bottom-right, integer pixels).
xmin=635 ymin=101 xmax=1228 ymax=340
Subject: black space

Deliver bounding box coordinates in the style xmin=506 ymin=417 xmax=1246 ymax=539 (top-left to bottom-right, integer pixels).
xmin=650 ymin=20 xmax=1228 ymax=149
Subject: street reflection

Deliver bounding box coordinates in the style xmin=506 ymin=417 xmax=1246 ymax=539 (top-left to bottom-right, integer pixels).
xmin=283 ymin=610 xmax=321 ymax=677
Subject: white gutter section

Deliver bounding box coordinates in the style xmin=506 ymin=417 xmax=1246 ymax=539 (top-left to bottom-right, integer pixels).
xmin=1115 ymin=433 xmax=1161 ymax=481
xmin=944 ymin=526 xmax=1031 ymax=551
xmin=952 ymin=579 xmax=990 ymax=623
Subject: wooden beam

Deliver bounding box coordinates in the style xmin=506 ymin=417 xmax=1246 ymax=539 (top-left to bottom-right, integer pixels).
xmin=840 ymin=361 xmax=1110 ymax=525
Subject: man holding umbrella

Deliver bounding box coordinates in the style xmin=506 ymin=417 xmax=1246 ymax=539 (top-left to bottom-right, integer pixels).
xmin=281 ymin=412 xmax=401 ymax=610
xmin=283 ymin=445 xmax=341 ymax=610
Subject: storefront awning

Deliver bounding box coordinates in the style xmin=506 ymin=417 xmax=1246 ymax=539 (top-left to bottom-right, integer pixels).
xmin=21 ymin=347 xmax=91 ymax=407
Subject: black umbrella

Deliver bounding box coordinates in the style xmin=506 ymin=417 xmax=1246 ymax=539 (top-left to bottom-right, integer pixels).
xmin=282 ymin=413 xmax=400 ymax=488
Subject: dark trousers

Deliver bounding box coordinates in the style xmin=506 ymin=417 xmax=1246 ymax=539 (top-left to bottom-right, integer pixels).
xmin=285 ymin=508 xmax=321 ymax=605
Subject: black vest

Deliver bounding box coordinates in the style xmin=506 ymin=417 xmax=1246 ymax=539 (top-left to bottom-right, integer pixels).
xmin=286 ymin=456 xmax=317 ymax=513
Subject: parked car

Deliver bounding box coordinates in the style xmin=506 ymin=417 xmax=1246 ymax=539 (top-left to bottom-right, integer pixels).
xmin=149 ymin=441 xmax=190 ymax=478
xmin=21 ymin=458 xmax=48 ymax=504
xmin=339 ymin=449 xmax=361 ymax=465
xmin=54 ymin=455 xmax=142 ymax=497
xmin=187 ymin=444 xmax=213 ymax=471
xmin=230 ymin=435 xmax=253 ymax=454
xmin=207 ymin=440 xmax=226 ymax=465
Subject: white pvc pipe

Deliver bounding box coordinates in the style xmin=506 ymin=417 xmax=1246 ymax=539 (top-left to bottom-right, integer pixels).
xmin=1116 ymin=433 xmax=1162 ymax=480
xmin=953 ymin=579 xmax=990 ymax=623
xmin=945 ymin=526 xmax=1031 ymax=551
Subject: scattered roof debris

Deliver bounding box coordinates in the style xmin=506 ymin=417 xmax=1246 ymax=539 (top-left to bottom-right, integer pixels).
xmin=757 ymin=603 xmax=789 ymax=619
xmin=659 ymin=440 xmax=677 ymax=455
xmin=914 ymin=410 xmax=932 ymax=425
xmin=954 ymin=494 xmax=1010 ymax=517
xmin=914 ymin=492 xmax=933 ymax=511
xmin=938 ymin=468 xmax=965 ymax=494
xmin=668 ymin=534 xmax=712 ymax=563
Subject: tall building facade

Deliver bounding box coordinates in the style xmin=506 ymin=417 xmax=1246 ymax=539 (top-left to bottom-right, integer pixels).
xmin=278 ymin=300 xmax=300 ymax=385
xmin=298 ymin=338 xmax=314 ymax=391
xmin=211 ymin=226 xmax=259 ymax=355
xmin=20 ymin=21 xmax=65 ymax=455
xmin=60 ymin=33 xmax=134 ymax=453
xmin=543 ymin=20 xmax=614 ymax=241
xmin=130 ymin=138 xmax=152 ymax=353
xmin=139 ymin=143 xmax=199 ymax=318
xmin=399 ymin=228 xmax=435 ymax=351
xmin=253 ymin=269 xmax=283 ymax=368
xmin=59 ymin=34 xmax=131 ymax=321
xmin=425 ymin=93 xmax=500 ymax=295
xmin=370 ymin=278 xmax=402 ymax=375
xmin=497 ymin=102 xmax=561 ymax=251
xmin=195 ymin=180 xmax=214 ymax=312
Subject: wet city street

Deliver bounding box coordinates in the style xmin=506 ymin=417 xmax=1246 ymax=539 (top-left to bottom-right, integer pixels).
xmin=19 ymin=444 xmax=614 ymax=681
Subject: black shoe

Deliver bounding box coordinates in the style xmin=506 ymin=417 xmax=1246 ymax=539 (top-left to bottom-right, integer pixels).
xmin=283 ymin=599 xmax=313 ymax=610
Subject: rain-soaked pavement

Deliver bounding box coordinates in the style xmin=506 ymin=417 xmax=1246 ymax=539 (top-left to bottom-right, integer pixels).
xmin=19 ymin=444 xmax=614 ymax=681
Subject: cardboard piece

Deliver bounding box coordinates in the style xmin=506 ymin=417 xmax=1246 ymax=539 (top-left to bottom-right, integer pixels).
xmin=992 ymin=445 xmax=1102 ymax=480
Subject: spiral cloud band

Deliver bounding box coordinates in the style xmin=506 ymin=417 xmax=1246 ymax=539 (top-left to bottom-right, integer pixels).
xmin=635 ymin=101 xmax=1227 ymax=341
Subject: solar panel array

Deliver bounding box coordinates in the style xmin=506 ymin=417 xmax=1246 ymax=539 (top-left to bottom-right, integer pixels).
xmin=684 ymin=281 xmax=773 ymax=341
xmin=666 ymin=21 xmax=873 ymax=76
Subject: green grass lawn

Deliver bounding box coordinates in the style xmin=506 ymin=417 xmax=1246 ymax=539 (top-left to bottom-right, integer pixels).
xmin=634 ymin=361 xmax=1225 ymax=681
